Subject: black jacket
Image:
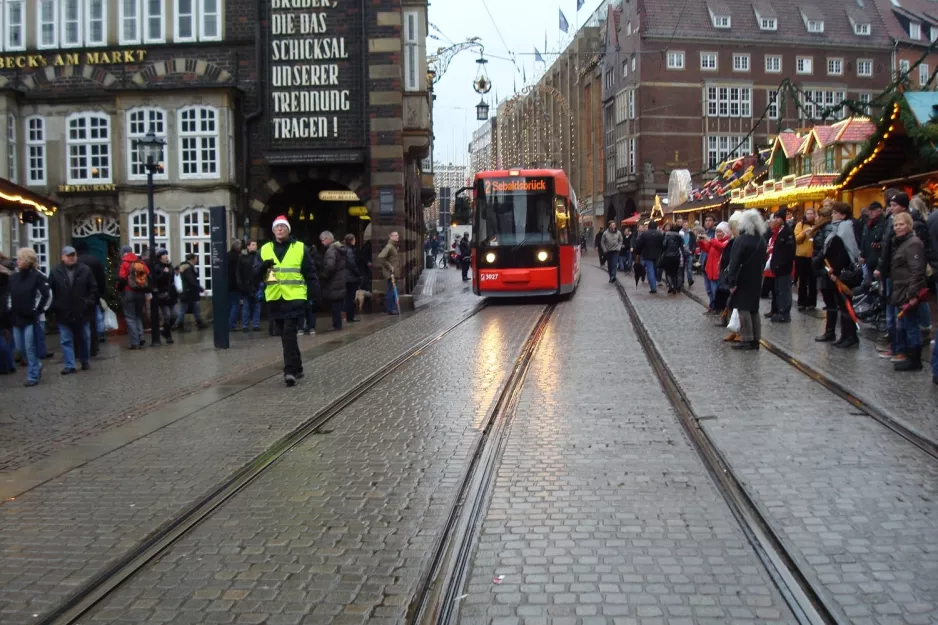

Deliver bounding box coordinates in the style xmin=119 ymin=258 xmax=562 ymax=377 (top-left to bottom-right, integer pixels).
xmin=633 ymin=228 xmax=665 ymax=262
xmin=770 ymin=223 xmax=796 ymax=276
xmin=7 ymin=267 xmax=52 ymax=328
xmin=151 ymin=262 xmax=178 ymax=306
xmin=227 ymin=248 xmax=241 ymax=293
xmin=346 ymin=246 xmax=362 ymax=285
xmin=811 ymin=220 xmax=836 ymax=289
xmin=236 ymin=251 xmax=260 ymax=297
xmin=928 ymin=210 xmax=938 ymax=275
xmin=49 ymin=262 xmax=98 ymax=326
xmin=255 ymin=238 xmax=320 ymax=319
xmin=321 ymin=241 xmax=348 ymax=301
xmin=726 ymin=233 xmax=768 ymax=312
xmin=860 ymin=215 xmax=887 ymax=272
xmin=78 ymin=253 xmax=107 ymax=301
xmin=177 ymin=261 xmax=203 ymax=303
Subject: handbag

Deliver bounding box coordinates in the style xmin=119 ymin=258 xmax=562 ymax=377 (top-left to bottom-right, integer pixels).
xmin=839 ymin=262 xmax=863 ymax=289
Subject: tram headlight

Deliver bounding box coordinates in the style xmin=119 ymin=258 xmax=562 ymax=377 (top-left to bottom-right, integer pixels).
xmin=536 ymin=250 xmax=548 ymax=262
xmin=485 ymin=252 xmax=496 ymax=263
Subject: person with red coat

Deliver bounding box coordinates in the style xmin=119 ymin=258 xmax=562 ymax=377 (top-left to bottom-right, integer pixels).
xmin=697 ymin=221 xmax=731 ymax=313
xmin=117 ymin=245 xmax=150 ymax=350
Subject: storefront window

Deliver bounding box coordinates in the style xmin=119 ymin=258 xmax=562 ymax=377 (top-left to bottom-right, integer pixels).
xmin=181 ymin=208 xmax=211 ymax=294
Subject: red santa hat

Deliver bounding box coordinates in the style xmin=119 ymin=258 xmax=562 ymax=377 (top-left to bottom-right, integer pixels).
xmin=271 ymin=215 xmax=290 ymax=232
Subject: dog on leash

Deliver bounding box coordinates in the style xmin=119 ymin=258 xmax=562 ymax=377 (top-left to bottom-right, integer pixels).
xmin=354 ymin=289 xmax=372 ymax=312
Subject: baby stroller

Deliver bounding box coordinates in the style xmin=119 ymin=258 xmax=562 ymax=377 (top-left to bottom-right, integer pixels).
xmin=853 ymin=280 xmax=886 ymax=333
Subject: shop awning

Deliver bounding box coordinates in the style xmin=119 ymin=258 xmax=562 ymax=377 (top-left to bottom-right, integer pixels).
xmin=0 ymin=177 xmax=58 ymax=216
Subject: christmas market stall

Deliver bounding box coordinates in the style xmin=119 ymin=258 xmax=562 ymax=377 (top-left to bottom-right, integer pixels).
xmin=669 ymin=150 xmax=768 ymax=223
xmin=838 ymin=92 xmax=938 ymax=208
xmin=0 ymin=176 xmax=58 ymax=257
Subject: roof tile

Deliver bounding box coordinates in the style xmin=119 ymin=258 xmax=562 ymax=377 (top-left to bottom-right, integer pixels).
xmin=752 ymin=0 xmax=778 ymax=19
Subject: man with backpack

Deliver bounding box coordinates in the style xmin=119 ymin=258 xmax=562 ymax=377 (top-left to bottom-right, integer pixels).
xmin=117 ymin=245 xmax=150 ymax=350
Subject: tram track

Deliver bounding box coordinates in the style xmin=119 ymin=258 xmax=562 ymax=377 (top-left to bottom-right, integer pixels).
xmin=408 ymin=303 xmax=555 ymax=625
xmin=679 ymin=288 xmax=938 ymax=460
xmin=35 ymin=300 xmax=493 ymax=625
xmin=596 ymin=266 xmax=843 ymax=625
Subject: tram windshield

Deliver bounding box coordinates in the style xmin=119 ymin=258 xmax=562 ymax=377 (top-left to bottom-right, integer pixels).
xmin=474 ymin=177 xmax=556 ymax=247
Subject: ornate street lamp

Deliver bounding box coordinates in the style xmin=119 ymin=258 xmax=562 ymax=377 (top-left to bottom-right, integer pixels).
xmin=134 ymin=127 xmax=165 ymax=346
xmin=473 ymin=51 xmax=492 ymax=95
xmin=476 ymin=98 xmax=490 ymax=121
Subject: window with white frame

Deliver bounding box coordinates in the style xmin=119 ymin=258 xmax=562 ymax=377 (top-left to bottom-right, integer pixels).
xmin=899 ymin=59 xmax=911 ymax=78
xmin=932 ymin=26 xmax=938 ymax=42
xmin=26 ymin=116 xmax=46 ymax=186
xmin=806 ymin=19 xmax=824 ymax=33
xmin=857 ymin=59 xmax=873 ymax=77
xmin=827 ymin=58 xmax=843 ymax=76
xmin=615 ymin=91 xmax=626 ymax=124
xmin=174 ymin=0 xmax=219 ymax=41
xmin=127 ymin=107 xmax=167 ymax=180
xmin=666 ymin=51 xmax=684 ymax=70
xmin=120 ymin=0 xmax=139 ymax=43
xmin=5 ymin=0 xmax=25 ymax=50
xmin=701 ymin=52 xmax=717 ymax=70
xmin=7 ymin=114 xmax=16 ymax=184
xmin=706 ymin=86 xmax=752 ymax=117
xmin=128 ymin=208 xmax=170 ymax=258
xmin=622 ymin=61 xmax=627 ymax=77
xmin=120 ymin=0 xmax=162 ymax=44
xmin=626 ymin=21 xmax=631 ymax=35
xmin=67 ymin=112 xmax=111 ymax=184
xmin=86 ymin=0 xmax=106 ymax=44
xmin=759 ymin=17 xmax=777 ymax=31
xmin=796 ymin=56 xmax=813 ymax=74
xmin=35 ymin=0 xmax=107 ymax=48
xmin=62 ymin=0 xmax=82 ymax=47
xmin=404 ymin=10 xmax=419 ymax=90
xmin=38 ymin=0 xmax=57 ymax=48
xmin=909 ymin=21 xmax=921 ymax=40
xmin=179 ymin=106 xmax=219 ymax=179
xmin=615 ymin=139 xmax=626 ymax=173
xmin=628 ymin=138 xmax=636 ymax=174
xmin=854 ymin=22 xmax=870 ymax=35
xmin=181 ymin=208 xmax=211 ymax=293
xmin=768 ymin=90 xmax=779 ymax=119
xmin=733 ymin=54 xmax=750 ymax=72
xmin=627 ymin=90 xmax=635 ymax=119
xmin=765 ymin=55 xmax=781 ymax=73
xmin=707 ymin=135 xmax=752 ymax=170
xmin=30 ymin=215 xmax=49 ymax=275
xmin=920 ymin=63 xmax=929 ymax=86
xmin=631 ymin=55 xmax=636 ymax=71
xmin=711 ymin=13 xmax=730 ymax=28
xmin=859 ymin=92 xmax=871 ymax=112
xmin=143 ymin=0 xmax=164 ymax=42
xmin=800 ymin=89 xmax=845 ymax=120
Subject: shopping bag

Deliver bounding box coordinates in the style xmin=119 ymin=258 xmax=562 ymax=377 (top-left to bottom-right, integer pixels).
xmin=174 ymin=273 xmax=183 ymax=293
xmin=104 ymin=308 xmax=119 ymax=331
xmin=727 ymin=309 xmax=741 ymax=333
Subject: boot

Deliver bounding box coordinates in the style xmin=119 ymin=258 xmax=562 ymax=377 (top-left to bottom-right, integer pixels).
xmin=162 ymin=322 xmax=174 ymax=344
xmin=894 ymin=347 xmax=923 ymax=371
xmin=815 ymin=309 xmax=837 ymax=342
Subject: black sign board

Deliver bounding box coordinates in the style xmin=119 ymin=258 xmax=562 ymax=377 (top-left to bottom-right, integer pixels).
xmin=209 ymin=205 xmax=229 ymax=349
xmin=267 ymin=0 xmax=365 ymax=157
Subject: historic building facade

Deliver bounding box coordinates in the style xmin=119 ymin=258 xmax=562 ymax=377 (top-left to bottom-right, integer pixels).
xmin=0 ymin=0 xmax=431 ymax=295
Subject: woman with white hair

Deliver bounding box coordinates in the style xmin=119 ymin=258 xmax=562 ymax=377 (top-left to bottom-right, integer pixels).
xmin=724 ymin=209 xmax=768 ymax=350
xmin=7 ymin=248 xmax=52 ymax=386
xmin=697 ymin=220 xmax=732 ymax=313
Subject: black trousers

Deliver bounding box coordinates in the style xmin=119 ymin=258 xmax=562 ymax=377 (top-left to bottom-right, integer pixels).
xmin=795 ymin=257 xmax=817 ymax=308
xmin=90 ymin=306 xmax=99 ymax=356
xmin=275 ymin=317 xmax=302 ymax=376
xmin=345 ymin=283 xmax=358 ymax=321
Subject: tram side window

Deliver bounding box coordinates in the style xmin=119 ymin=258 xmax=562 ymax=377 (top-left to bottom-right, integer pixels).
xmin=554 ymin=197 xmax=572 ymax=245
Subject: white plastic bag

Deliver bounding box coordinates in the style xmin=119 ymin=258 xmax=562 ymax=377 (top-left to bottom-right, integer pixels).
xmin=727 ymin=309 xmax=741 ymax=333
xmin=104 ymin=308 xmax=119 ymax=331
xmin=174 ymin=273 xmax=183 ymax=293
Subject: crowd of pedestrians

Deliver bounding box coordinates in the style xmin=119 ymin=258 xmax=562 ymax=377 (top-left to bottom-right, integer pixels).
xmin=595 ymin=188 xmax=938 ymax=384
xmin=0 ymin=216 xmax=404 ymax=388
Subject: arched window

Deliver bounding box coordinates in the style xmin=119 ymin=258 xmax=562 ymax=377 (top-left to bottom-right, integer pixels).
xmin=181 ymin=207 xmax=211 ymax=294
xmin=126 ymin=107 xmax=167 ymax=180
xmin=178 ymin=105 xmax=219 ymax=179
xmin=29 ymin=214 xmax=50 ymax=275
xmin=128 ymin=208 xmax=170 ymax=259
xmin=66 ymin=112 xmax=111 ymax=184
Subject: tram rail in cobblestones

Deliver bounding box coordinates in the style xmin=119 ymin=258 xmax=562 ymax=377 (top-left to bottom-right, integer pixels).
xmin=36 ymin=301 xmax=491 ymax=625
xmin=409 ymin=304 xmax=556 ymax=625
xmin=680 ymin=288 xmax=938 ymax=460
xmin=599 ymin=268 xmax=841 ymax=625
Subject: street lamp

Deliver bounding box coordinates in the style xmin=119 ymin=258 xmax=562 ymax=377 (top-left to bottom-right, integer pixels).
xmin=135 ymin=127 xmax=165 ymax=346
xmin=476 ymin=98 xmax=489 ymax=121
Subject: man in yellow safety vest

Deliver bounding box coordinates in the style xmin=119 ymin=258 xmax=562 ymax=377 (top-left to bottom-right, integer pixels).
xmin=257 ymin=214 xmax=320 ymax=386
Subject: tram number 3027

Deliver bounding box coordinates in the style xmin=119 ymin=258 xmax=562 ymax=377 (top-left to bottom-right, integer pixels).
xmin=480 ymin=273 xmax=499 ymax=282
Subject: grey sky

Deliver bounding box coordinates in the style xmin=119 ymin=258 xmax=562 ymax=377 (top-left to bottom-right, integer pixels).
xmin=429 ymin=0 xmax=605 ymax=166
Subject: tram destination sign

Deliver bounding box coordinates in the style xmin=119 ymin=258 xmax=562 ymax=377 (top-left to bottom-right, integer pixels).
xmin=482 ymin=177 xmax=550 ymax=195
xmin=267 ymin=0 xmax=365 ymax=155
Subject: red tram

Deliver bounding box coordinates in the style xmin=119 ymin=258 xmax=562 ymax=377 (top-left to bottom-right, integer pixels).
xmin=471 ymin=169 xmax=581 ymax=297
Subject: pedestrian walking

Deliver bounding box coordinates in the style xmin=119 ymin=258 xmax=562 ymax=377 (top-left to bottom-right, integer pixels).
xmin=227 ymin=239 xmax=243 ymax=330
xmin=632 ymin=220 xmax=664 ymax=293
xmin=76 ymin=242 xmax=107 ymax=356
xmin=49 ymin=246 xmax=98 ymax=373
xmin=258 ymin=215 xmax=319 ymax=386
xmin=117 ymin=245 xmax=150 ymax=349
xmin=378 ymin=231 xmax=401 ymax=315
xmin=236 ymin=240 xmax=262 ymax=332
xmin=768 ymin=208 xmax=795 ymax=323
xmin=7 ymin=248 xmax=52 ymax=386
xmin=344 ymin=234 xmax=362 ymax=323
xmin=660 ymin=224 xmax=684 ymax=294
xmin=459 ymin=234 xmax=471 ymax=281
xmin=151 ymin=249 xmax=177 ymax=344
xmin=175 ymin=253 xmax=206 ymax=331
xmin=725 ymin=209 xmax=768 ymax=351
xmin=600 ymin=220 xmax=623 ymax=283
xmin=320 ymin=230 xmax=348 ymax=331
xmin=594 ymin=229 xmax=605 ymax=267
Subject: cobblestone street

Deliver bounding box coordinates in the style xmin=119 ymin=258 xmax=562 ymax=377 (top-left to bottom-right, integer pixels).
xmin=1 ymin=261 xmax=936 ymax=625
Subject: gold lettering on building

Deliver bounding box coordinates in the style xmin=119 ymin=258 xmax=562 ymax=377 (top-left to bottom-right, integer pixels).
xmin=58 ymin=184 xmax=117 ymax=193
xmin=0 ymin=49 xmax=147 ymax=70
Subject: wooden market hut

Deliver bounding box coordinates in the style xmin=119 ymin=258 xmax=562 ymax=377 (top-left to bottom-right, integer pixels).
xmin=0 ymin=176 xmax=58 ymax=257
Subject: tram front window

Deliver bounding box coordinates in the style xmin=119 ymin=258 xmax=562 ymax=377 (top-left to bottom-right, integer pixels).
xmin=475 ymin=178 xmax=555 ymax=247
